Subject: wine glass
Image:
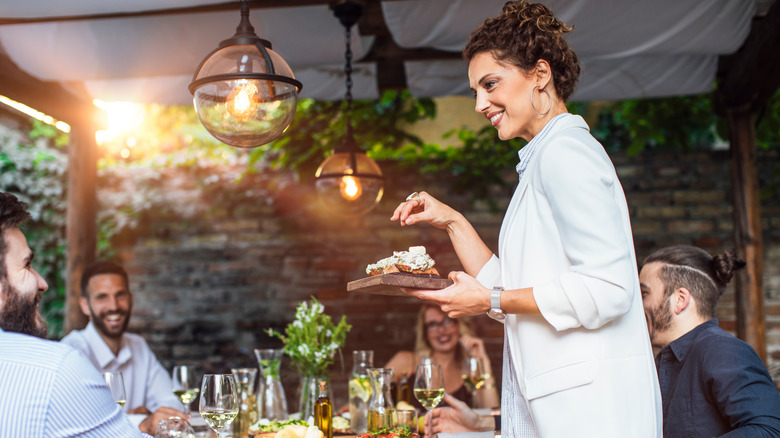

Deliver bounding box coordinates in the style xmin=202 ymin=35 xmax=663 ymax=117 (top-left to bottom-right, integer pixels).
xmin=199 ymin=374 xmax=238 ymax=438
xmin=154 ymin=416 xmax=195 ymax=438
xmin=172 ymin=365 xmax=199 ymax=415
xmin=462 ymin=356 xmax=486 ymax=406
xmin=103 ymin=372 xmax=127 ymax=409
xmin=413 ymin=363 xmax=445 ymax=412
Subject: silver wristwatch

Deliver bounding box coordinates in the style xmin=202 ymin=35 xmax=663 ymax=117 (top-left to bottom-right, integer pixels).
xmin=487 ymin=286 xmax=506 ymax=321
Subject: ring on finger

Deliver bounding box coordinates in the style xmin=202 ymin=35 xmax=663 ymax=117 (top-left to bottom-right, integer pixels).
xmin=406 ymin=191 xmax=420 ymax=202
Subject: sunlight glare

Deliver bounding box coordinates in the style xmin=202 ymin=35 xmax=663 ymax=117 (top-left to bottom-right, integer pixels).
xmin=94 ymin=99 xmax=145 ymax=146
xmin=0 ymin=95 xmax=70 ymax=133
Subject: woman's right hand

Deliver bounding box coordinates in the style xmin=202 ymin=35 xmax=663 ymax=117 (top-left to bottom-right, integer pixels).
xmin=425 ymin=393 xmax=494 ymax=434
xmin=459 ymin=334 xmax=489 ymax=361
xmin=391 ymin=191 xmax=459 ymax=230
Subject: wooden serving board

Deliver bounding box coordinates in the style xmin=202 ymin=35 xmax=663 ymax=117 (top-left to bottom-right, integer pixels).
xmin=347 ymin=273 xmax=453 ymax=296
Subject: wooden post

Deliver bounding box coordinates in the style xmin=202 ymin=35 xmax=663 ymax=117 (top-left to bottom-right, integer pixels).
xmin=64 ymin=122 xmax=97 ymax=334
xmin=727 ymin=106 xmax=766 ymax=363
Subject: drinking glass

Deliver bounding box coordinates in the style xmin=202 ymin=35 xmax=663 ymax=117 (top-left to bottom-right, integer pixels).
xmin=103 ymin=372 xmax=127 ymax=409
xmin=395 ymin=410 xmax=418 ymax=434
xmin=462 ymin=357 xmax=486 ymax=406
xmin=413 ymin=363 xmax=445 ymax=412
xmin=199 ymin=374 xmax=238 ymax=438
xmin=154 ymin=416 xmax=195 ymax=438
xmin=172 ymin=365 xmax=199 ymax=415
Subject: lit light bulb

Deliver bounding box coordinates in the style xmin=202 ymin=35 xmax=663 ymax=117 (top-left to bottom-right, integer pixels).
xmin=226 ymin=81 xmax=258 ymax=120
xmin=339 ymin=169 xmax=363 ymax=201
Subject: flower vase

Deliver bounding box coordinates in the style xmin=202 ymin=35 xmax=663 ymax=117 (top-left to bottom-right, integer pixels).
xmin=299 ymin=376 xmax=318 ymax=423
xmin=299 ymin=375 xmax=332 ymax=423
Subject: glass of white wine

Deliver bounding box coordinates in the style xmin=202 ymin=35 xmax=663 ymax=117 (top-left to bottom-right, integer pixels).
xmin=413 ymin=363 xmax=445 ymax=413
xmin=462 ymin=356 xmax=486 ymax=406
xmin=103 ymin=372 xmax=127 ymax=409
xmin=199 ymin=374 xmax=238 ymax=438
xmin=172 ymin=365 xmax=199 ymax=416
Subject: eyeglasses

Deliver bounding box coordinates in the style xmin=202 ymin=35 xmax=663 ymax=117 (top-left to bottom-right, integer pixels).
xmin=425 ymin=317 xmax=456 ymax=332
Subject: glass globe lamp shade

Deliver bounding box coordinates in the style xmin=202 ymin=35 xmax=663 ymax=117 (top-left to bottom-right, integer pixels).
xmin=315 ymin=151 xmax=384 ymax=217
xmin=190 ymin=43 xmax=300 ymax=148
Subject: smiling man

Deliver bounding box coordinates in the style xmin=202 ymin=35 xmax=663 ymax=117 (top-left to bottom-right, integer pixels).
xmin=61 ymin=260 xmax=185 ymax=427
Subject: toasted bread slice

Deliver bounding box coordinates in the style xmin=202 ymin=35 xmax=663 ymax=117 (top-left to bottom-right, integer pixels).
xmin=368 ymin=264 xmax=439 ymax=277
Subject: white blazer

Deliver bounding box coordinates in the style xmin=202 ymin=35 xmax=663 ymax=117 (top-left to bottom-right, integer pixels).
xmin=476 ymin=114 xmax=662 ymax=437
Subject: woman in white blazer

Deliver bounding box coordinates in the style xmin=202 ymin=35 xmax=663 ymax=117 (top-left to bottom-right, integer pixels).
xmin=391 ymin=2 xmax=662 ymax=437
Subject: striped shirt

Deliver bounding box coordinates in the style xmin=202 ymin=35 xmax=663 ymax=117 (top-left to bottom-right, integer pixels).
xmin=515 ymin=113 xmax=569 ymax=179
xmin=0 ymin=328 xmax=151 ymax=437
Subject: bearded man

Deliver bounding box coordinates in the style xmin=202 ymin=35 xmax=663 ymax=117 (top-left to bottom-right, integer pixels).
xmin=0 ymin=191 xmax=156 ymax=436
xmin=640 ymin=245 xmax=780 ymax=437
xmin=61 ymin=260 xmax=185 ymax=426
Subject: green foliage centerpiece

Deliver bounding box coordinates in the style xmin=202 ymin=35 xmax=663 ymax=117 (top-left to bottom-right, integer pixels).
xmin=267 ymin=297 xmax=351 ymax=421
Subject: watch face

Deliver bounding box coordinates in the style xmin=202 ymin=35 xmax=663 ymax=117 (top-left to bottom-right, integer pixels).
xmin=488 ymin=310 xmax=506 ymax=321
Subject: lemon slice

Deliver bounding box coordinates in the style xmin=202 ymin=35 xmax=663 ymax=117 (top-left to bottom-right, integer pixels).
xmin=348 ymin=376 xmax=372 ymax=401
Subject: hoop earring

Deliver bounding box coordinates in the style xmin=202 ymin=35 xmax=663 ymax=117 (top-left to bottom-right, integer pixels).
xmin=530 ymin=86 xmax=552 ymax=116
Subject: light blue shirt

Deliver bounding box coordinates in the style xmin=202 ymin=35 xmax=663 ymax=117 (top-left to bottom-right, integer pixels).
xmin=0 ymin=328 xmax=151 ymax=437
xmin=61 ymin=322 xmax=183 ymax=416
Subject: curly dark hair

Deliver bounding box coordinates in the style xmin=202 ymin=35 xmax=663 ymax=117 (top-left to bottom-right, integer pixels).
xmin=0 ymin=192 xmax=31 ymax=282
xmin=643 ymin=245 xmax=746 ymax=319
xmin=81 ymin=261 xmax=129 ymax=299
xmin=463 ymin=0 xmax=580 ymax=101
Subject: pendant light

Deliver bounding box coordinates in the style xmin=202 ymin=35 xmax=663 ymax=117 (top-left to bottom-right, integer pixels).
xmin=189 ymin=0 xmax=302 ymax=148
xmin=315 ymin=0 xmax=384 ymax=217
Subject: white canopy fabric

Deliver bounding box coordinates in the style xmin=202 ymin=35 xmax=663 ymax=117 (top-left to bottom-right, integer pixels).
xmin=0 ymin=0 xmax=757 ymax=104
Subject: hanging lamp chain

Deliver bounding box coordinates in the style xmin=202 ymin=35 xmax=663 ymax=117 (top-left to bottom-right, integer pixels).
xmin=344 ymin=23 xmax=353 ymax=115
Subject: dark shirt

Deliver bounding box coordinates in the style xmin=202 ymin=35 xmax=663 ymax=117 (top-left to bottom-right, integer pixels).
xmin=655 ymin=318 xmax=780 ymax=437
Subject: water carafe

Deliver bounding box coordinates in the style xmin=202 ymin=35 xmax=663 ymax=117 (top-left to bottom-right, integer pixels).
xmin=254 ymin=348 xmax=289 ymax=421
xmin=231 ymin=368 xmax=259 ymax=438
xmin=367 ymin=367 xmax=395 ymax=433
xmin=349 ymin=350 xmax=373 ymax=434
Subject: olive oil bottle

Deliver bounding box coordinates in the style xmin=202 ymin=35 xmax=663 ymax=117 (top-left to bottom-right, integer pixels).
xmin=314 ymin=380 xmax=333 ymax=438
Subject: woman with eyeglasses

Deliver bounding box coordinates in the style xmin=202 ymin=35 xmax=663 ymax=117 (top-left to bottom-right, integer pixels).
xmin=384 ymin=303 xmax=500 ymax=411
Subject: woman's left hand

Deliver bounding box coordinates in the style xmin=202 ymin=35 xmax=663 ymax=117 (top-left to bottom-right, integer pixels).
xmin=404 ymin=271 xmax=490 ymax=318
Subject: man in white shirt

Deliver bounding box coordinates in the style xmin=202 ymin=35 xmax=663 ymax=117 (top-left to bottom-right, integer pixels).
xmin=61 ymin=260 xmax=186 ymax=427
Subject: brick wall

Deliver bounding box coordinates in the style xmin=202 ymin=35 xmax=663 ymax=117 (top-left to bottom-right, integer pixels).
xmin=108 ymin=147 xmax=780 ymax=407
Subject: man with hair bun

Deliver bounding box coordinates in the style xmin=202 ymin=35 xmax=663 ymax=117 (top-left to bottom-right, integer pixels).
xmin=641 ymin=245 xmax=780 ymax=437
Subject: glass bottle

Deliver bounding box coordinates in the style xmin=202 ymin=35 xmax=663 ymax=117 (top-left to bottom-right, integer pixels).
xmin=254 ymin=348 xmax=289 ymax=421
xmin=367 ymin=367 xmax=395 ymax=433
xmin=349 ymin=350 xmax=374 ymax=434
xmin=396 ymin=372 xmax=412 ymax=405
xmin=231 ymin=368 xmax=259 ymax=438
xmin=314 ymin=380 xmax=333 ymax=438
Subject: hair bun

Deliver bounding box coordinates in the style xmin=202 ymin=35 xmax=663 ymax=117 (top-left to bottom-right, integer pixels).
xmin=502 ymin=0 xmax=573 ymax=35
xmin=710 ymin=248 xmax=746 ymax=287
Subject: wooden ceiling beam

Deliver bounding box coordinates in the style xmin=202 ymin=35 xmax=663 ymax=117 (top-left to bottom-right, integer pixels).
xmin=0 ymin=49 xmax=99 ymax=125
xmin=0 ymin=0 xmax=406 ymax=25
xmin=715 ymin=0 xmax=780 ymax=113
xmin=356 ymin=0 xmax=460 ymax=92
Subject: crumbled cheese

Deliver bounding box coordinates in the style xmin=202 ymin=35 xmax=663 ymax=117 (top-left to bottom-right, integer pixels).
xmin=408 ymin=245 xmax=426 ymax=255
xmin=366 ymin=249 xmax=435 ymax=274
